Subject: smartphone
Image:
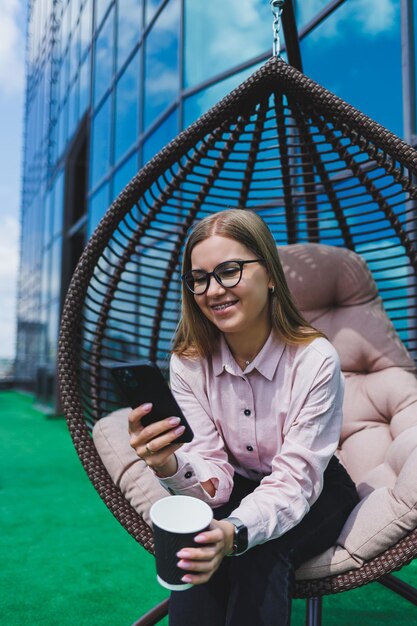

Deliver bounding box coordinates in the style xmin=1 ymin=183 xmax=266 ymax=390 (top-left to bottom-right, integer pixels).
xmin=107 ymin=359 xmax=194 ymax=444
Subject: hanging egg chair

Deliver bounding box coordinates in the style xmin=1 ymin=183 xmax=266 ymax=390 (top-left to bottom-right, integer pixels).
xmin=58 ymin=2 xmax=417 ymax=624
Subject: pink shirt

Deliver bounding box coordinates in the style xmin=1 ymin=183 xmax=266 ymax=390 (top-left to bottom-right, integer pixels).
xmin=159 ymin=331 xmax=344 ymax=550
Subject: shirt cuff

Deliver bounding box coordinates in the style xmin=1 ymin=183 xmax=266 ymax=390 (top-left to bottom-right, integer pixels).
xmin=157 ymin=455 xmax=199 ymax=491
xmin=229 ymin=502 xmax=269 ymax=550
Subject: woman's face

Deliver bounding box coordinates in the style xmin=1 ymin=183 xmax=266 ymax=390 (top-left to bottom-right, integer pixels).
xmin=190 ymin=235 xmax=273 ymax=343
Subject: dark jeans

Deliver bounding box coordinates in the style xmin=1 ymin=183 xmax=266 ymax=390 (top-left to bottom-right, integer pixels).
xmin=169 ymin=457 xmax=359 ymax=626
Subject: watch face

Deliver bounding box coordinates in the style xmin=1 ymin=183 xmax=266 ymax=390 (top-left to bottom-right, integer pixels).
xmin=227 ymin=517 xmax=248 ymax=555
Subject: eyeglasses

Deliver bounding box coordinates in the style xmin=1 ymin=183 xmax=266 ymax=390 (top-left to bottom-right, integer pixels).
xmin=182 ymin=259 xmax=265 ymax=295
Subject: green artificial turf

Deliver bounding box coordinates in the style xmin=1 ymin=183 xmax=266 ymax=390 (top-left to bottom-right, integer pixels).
xmin=1 ymin=390 xmax=416 ymax=625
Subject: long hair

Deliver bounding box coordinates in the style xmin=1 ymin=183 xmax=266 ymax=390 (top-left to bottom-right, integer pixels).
xmin=172 ymin=209 xmax=325 ymax=357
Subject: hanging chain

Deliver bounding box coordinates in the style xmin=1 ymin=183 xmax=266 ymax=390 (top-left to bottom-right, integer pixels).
xmin=270 ymin=0 xmax=285 ymax=57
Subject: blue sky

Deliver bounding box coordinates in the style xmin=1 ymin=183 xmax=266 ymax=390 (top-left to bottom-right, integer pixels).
xmin=0 ymin=0 xmax=26 ymax=359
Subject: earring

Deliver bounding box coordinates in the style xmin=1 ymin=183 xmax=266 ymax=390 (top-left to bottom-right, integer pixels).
xmin=269 ymin=286 xmax=275 ymax=294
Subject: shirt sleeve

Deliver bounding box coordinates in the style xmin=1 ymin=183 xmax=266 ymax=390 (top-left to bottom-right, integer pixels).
xmin=230 ymin=345 xmax=344 ymax=549
xmin=156 ymin=355 xmax=235 ymax=505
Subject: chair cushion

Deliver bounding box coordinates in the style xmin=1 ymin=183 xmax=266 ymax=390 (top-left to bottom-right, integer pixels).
xmin=92 ymin=408 xmax=168 ymax=526
xmin=93 ymin=243 xmax=417 ymax=580
xmin=279 ymin=244 xmax=417 ymax=579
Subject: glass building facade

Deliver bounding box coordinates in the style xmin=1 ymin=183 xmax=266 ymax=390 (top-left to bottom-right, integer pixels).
xmin=17 ymin=0 xmax=416 ymax=409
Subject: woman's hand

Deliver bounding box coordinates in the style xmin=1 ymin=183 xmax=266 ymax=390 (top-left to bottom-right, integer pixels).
xmin=128 ymin=403 xmax=185 ymax=477
xmin=176 ymin=519 xmax=235 ymax=585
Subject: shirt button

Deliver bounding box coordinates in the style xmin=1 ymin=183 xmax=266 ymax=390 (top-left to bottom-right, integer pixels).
xmin=184 ymin=471 xmax=193 ymax=479
xmin=246 ymin=445 xmax=254 ymax=452
xmin=244 ymin=409 xmax=251 ymax=416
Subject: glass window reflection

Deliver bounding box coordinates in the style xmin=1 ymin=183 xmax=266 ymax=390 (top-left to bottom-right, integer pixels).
xmin=183 ymin=64 xmax=261 ymax=127
xmin=144 ymin=0 xmax=180 ymax=129
xmin=117 ymin=0 xmax=142 ymax=70
xmin=50 ymin=237 xmax=63 ymax=302
xmin=88 ymin=181 xmax=110 ymax=236
xmin=80 ymin=0 xmax=93 ymax=59
xmin=112 ymin=152 xmax=138 ymax=200
xmin=300 ymin=1 xmax=402 ymax=137
xmin=145 ymin=0 xmax=161 ymax=24
xmin=114 ymin=50 xmax=140 ymax=165
xmin=53 ymin=170 xmax=65 ymax=238
xmin=93 ymin=5 xmax=115 ymax=106
xmin=184 ymin=0 xmax=269 ymax=89
xmin=90 ymin=94 xmax=112 ymax=190
xmin=143 ymin=108 xmax=178 ymax=164
xmin=95 ymin=0 xmax=112 ymax=30
xmin=79 ymin=52 xmax=91 ymax=118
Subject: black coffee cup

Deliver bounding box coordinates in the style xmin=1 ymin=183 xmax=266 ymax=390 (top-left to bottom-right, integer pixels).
xmin=150 ymin=495 xmax=213 ymax=591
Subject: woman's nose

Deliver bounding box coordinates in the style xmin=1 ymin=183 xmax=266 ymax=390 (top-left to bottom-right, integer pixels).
xmin=206 ymin=275 xmax=226 ymax=297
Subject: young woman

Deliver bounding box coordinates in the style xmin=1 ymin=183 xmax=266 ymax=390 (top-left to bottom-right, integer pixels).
xmin=128 ymin=209 xmax=358 ymax=625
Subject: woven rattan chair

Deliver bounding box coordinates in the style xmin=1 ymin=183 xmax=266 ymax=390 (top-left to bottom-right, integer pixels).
xmin=58 ymin=57 xmax=417 ymax=625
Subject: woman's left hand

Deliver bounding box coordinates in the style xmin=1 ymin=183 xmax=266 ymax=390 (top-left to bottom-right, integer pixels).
xmin=176 ymin=519 xmax=235 ymax=585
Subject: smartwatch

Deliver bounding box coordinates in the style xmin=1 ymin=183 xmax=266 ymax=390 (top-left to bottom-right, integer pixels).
xmin=224 ymin=517 xmax=248 ymax=556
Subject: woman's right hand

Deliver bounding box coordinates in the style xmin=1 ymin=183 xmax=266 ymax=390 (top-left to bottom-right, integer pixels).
xmin=128 ymin=403 xmax=185 ymax=477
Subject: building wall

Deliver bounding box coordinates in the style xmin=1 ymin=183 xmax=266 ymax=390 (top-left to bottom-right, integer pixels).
xmin=16 ymin=0 xmax=413 ymax=407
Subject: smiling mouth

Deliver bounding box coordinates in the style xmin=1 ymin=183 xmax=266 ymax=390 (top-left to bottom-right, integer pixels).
xmin=211 ymin=301 xmax=238 ymax=311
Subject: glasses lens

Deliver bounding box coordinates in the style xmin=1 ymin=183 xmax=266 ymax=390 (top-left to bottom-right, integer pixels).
xmin=185 ymin=270 xmax=208 ymax=294
xmin=215 ymin=261 xmax=242 ymax=287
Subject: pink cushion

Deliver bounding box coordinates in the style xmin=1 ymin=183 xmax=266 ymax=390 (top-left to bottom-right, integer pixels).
xmin=279 ymin=244 xmax=417 ymax=579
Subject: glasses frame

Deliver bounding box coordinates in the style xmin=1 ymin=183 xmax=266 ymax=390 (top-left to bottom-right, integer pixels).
xmin=182 ymin=259 xmax=265 ymax=295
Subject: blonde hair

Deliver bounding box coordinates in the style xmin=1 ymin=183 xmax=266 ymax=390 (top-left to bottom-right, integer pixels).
xmin=172 ymin=209 xmax=325 ymax=358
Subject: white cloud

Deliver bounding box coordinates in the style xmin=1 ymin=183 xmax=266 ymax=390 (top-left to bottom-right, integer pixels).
xmin=0 ymin=0 xmax=25 ymax=95
xmin=0 ymin=214 xmax=19 ymax=358
xmin=299 ymin=0 xmax=399 ymax=39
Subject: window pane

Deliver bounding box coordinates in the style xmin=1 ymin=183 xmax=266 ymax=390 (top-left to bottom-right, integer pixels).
xmin=80 ymin=0 xmax=93 ymax=58
xmin=47 ymin=298 xmax=61 ymax=364
xmin=117 ymin=0 xmax=142 ymax=70
xmin=53 ymin=170 xmax=65 ymax=238
xmin=183 ymin=63 xmax=261 ymax=127
xmin=79 ymin=51 xmax=91 ymax=118
xmin=43 ymin=190 xmax=53 ymax=248
xmin=145 ymin=0 xmax=161 ymax=24
xmin=113 ymin=152 xmax=138 ymax=200
xmin=143 ymin=108 xmax=178 ymax=164
xmin=184 ymin=0 xmax=270 ymax=89
xmin=69 ymin=21 xmax=80 ymax=82
xmin=301 ymin=1 xmax=402 ymax=137
xmin=144 ymin=0 xmax=180 ymax=129
xmin=95 ymin=0 xmax=112 ymax=30
xmin=114 ymin=50 xmax=140 ymax=164
xmin=50 ymin=238 xmax=63 ymax=302
xmin=88 ymin=182 xmax=110 ymax=235
xmin=93 ymin=5 xmax=115 ymax=106
xmin=90 ymin=95 xmax=112 ymax=190
xmin=68 ymin=79 xmax=79 ymax=140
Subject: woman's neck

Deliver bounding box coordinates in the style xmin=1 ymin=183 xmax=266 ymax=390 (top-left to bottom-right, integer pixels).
xmin=225 ymin=326 xmax=272 ymax=369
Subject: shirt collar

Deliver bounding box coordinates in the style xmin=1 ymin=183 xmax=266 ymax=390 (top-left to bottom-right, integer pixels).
xmin=212 ymin=330 xmax=285 ymax=381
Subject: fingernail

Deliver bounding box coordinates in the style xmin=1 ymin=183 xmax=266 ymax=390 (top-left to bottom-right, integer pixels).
xmin=174 ymin=425 xmax=185 ymax=435
xmin=194 ymin=534 xmax=207 ymax=543
xmin=177 ymin=550 xmax=191 ymax=558
xmin=168 ymin=417 xmax=181 ymax=426
xmin=177 ymin=560 xmax=191 ymax=569
xmin=182 ymin=575 xmax=193 ymax=583
xmin=142 ymin=403 xmax=152 ymax=411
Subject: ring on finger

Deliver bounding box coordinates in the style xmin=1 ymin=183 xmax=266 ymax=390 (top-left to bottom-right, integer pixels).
xmin=145 ymin=444 xmax=154 ymax=457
